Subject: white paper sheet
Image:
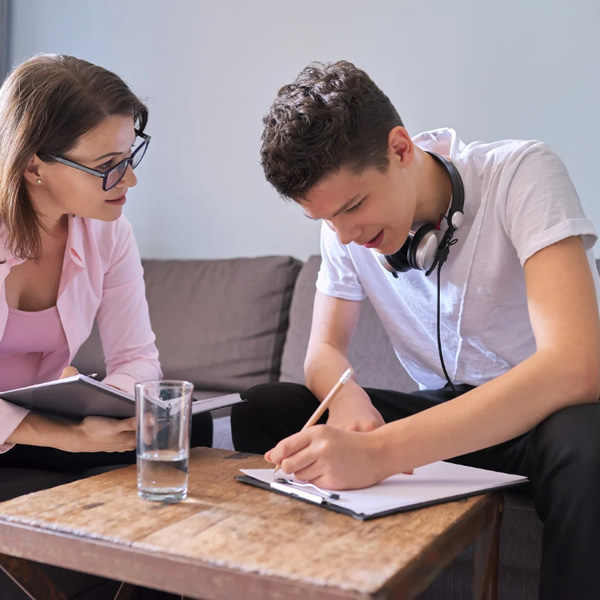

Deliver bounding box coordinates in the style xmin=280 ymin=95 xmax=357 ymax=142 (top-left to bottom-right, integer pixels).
xmin=241 ymin=461 xmax=527 ymax=517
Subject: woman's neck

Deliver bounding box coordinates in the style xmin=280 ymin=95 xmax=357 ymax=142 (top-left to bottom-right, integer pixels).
xmin=39 ymin=214 xmax=69 ymax=255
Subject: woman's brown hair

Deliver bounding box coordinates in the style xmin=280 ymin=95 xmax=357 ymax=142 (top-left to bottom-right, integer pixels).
xmin=0 ymin=54 xmax=148 ymax=261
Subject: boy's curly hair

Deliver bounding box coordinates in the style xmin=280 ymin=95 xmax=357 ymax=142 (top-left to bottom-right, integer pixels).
xmin=260 ymin=61 xmax=403 ymax=200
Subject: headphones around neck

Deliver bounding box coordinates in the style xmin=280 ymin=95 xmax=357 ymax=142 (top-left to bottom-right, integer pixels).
xmin=377 ymin=151 xmax=465 ymax=278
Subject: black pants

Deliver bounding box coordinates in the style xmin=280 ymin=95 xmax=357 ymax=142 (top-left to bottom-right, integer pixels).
xmin=0 ymin=411 xmax=213 ymax=474
xmin=231 ymin=382 xmax=600 ymax=600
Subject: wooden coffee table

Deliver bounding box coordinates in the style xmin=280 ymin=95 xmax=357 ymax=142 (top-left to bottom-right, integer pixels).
xmin=0 ymin=447 xmax=502 ymax=600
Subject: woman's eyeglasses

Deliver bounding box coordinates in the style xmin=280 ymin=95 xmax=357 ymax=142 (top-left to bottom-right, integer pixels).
xmin=38 ymin=131 xmax=151 ymax=191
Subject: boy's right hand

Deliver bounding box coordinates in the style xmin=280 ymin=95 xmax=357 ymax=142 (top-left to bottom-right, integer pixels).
xmin=68 ymin=416 xmax=137 ymax=453
xmin=326 ymin=391 xmax=385 ymax=432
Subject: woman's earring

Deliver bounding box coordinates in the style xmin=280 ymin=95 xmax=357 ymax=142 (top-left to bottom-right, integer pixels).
xmin=36 ymin=179 xmax=42 ymax=184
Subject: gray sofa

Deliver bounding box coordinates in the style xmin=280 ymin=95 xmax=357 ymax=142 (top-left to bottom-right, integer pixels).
xmin=1 ymin=254 xmax=549 ymax=599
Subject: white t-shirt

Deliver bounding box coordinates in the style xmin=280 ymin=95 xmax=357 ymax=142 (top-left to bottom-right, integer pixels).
xmin=316 ymin=128 xmax=600 ymax=390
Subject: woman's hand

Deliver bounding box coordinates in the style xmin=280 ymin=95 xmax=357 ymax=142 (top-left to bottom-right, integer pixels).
xmin=265 ymin=425 xmax=385 ymax=490
xmin=68 ymin=416 xmax=137 ymax=453
xmin=60 ymin=365 xmax=126 ymax=392
xmin=59 ymin=366 xmax=79 ymax=378
xmin=57 ymin=366 xmax=135 ymax=451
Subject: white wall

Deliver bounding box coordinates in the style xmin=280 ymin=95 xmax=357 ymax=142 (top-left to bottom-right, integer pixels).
xmin=9 ymin=0 xmax=600 ymax=260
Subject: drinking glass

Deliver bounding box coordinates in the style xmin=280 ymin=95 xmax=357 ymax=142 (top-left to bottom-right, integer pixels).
xmin=135 ymin=380 xmax=193 ymax=503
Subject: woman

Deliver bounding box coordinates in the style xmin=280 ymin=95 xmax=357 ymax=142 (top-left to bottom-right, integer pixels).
xmin=0 ymin=54 xmax=212 ymax=475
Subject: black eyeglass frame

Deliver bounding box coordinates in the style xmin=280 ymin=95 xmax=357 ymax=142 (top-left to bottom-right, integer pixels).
xmin=37 ymin=130 xmax=151 ymax=191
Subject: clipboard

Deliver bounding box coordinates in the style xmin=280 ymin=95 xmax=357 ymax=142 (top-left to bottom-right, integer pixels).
xmin=236 ymin=461 xmax=528 ymax=521
xmin=0 ymin=374 xmax=245 ymax=420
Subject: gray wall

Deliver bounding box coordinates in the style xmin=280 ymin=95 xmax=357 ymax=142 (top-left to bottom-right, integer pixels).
xmin=8 ymin=0 xmax=600 ymax=260
xmin=0 ymin=0 xmax=9 ymax=82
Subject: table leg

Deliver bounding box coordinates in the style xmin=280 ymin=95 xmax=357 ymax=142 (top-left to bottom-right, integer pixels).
xmin=113 ymin=583 xmax=198 ymax=600
xmin=472 ymin=495 xmax=503 ymax=600
xmin=0 ymin=553 xmax=69 ymax=600
xmin=114 ymin=582 xmax=137 ymax=599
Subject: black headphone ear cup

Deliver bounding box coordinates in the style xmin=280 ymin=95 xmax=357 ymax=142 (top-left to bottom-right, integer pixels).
xmin=384 ymin=235 xmax=413 ymax=273
xmin=380 ymin=152 xmax=463 ymax=277
xmin=407 ymin=224 xmax=437 ymax=270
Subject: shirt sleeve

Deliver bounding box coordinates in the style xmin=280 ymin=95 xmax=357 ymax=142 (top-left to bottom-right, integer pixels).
xmin=96 ymin=220 xmax=162 ymax=394
xmin=315 ymin=221 xmax=366 ymax=301
xmin=502 ymin=143 xmax=597 ymax=265
xmin=0 ymin=400 xmax=29 ymax=453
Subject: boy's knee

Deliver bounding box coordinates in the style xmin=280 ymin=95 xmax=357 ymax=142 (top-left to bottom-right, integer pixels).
xmin=231 ymin=382 xmax=318 ymax=454
xmin=241 ymin=382 xmax=310 ymax=404
xmin=191 ymin=411 xmax=213 ymax=448
xmin=533 ymin=403 xmax=600 ymax=484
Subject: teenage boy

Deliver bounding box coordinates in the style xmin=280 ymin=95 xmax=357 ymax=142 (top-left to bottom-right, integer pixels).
xmin=230 ymin=61 xmax=600 ymax=599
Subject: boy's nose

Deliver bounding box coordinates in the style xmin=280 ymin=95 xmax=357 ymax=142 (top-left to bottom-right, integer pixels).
xmin=335 ymin=225 xmax=358 ymax=246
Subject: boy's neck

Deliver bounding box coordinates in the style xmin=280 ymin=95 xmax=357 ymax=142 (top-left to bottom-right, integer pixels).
xmin=412 ymin=148 xmax=453 ymax=226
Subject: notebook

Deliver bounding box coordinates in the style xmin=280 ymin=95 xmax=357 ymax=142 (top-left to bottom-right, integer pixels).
xmin=0 ymin=374 xmax=245 ymax=420
xmin=236 ymin=461 xmax=527 ymax=520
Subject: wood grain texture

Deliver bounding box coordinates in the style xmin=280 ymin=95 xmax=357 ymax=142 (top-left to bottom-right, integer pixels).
xmin=0 ymin=448 xmax=501 ymax=600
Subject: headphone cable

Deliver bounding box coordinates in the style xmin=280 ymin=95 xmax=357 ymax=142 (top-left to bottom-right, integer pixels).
xmin=436 ymin=262 xmax=458 ymax=395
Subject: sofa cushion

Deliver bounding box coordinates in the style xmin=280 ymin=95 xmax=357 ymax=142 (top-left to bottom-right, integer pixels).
xmin=279 ymin=255 xmax=415 ymax=391
xmin=75 ymin=256 xmax=302 ymax=392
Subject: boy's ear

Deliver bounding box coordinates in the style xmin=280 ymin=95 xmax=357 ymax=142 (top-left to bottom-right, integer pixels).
xmin=23 ymin=155 xmax=45 ymax=186
xmin=388 ymin=127 xmax=414 ymax=167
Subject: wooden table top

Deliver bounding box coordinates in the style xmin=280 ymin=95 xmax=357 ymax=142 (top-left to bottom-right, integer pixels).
xmin=0 ymin=447 xmax=500 ymax=600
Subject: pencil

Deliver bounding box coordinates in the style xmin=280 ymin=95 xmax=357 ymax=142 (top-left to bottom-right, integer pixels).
xmin=273 ymin=367 xmax=354 ymax=473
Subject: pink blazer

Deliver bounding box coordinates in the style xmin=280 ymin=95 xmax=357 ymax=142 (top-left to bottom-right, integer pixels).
xmin=0 ymin=215 xmax=162 ymax=450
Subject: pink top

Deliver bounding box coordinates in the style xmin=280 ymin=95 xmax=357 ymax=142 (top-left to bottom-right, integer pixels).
xmin=0 ymin=306 xmax=69 ymax=391
xmin=0 ymin=215 xmax=162 ymax=451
